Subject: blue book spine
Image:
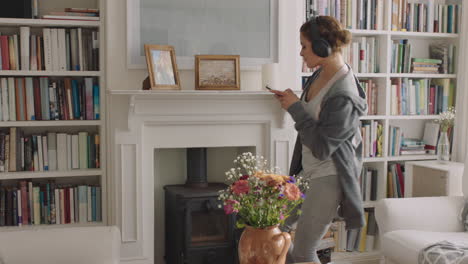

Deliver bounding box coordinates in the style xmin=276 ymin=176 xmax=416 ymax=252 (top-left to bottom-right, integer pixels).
xmin=42 ymin=77 xmax=50 ymax=120
xmin=93 ymin=84 xmax=99 ymax=120
xmin=46 ymin=183 xmax=50 ymax=224
xmin=96 ymin=186 xmax=101 ymax=222
xmin=91 ymin=186 xmax=96 ymax=222
xmin=71 ymin=80 xmax=80 ymax=119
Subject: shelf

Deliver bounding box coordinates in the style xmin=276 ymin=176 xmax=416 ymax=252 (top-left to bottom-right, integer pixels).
xmin=0 ymin=71 xmax=101 ymax=77
xmin=0 ymin=169 xmax=103 ymax=180
xmin=389 ymin=73 xmax=456 ymax=78
xmin=0 ymin=120 xmax=101 ymax=127
xmin=349 ymin=29 xmax=388 ymax=36
xmin=303 ymin=72 xmax=456 ymax=79
xmin=363 ymin=201 xmax=378 ymax=208
xmin=332 ymin=251 xmax=381 ymax=261
xmin=390 ymin=31 xmax=459 ymax=39
xmin=363 ymin=157 xmax=386 ymax=162
xmin=387 ymin=155 xmax=437 ymax=161
xmin=348 ymin=29 xmax=459 ymax=39
xmin=355 ymin=73 xmax=387 ymax=78
xmin=0 ymin=222 xmax=105 ymax=231
xmin=0 ymin=18 xmax=100 ymax=28
xmin=388 ymin=115 xmax=439 ymax=120
xmin=360 ymin=115 xmax=386 ymax=120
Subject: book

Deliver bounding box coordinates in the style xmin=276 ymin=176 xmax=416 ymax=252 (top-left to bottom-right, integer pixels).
xmin=423 ymin=122 xmax=440 ymax=154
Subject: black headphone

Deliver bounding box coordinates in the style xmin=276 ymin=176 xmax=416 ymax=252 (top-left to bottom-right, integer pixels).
xmin=308 ymin=17 xmax=332 ymax=58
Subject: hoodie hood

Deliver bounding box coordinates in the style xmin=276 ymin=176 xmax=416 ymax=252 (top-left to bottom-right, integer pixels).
xmin=322 ymin=65 xmax=368 ymax=116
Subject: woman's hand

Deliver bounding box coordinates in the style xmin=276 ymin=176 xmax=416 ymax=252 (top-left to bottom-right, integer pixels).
xmin=270 ymin=88 xmax=300 ymax=110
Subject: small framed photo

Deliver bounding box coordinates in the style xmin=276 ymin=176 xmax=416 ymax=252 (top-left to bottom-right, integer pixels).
xmin=195 ymin=55 xmax=240 ymax=90
xmin=144 ymin=44 xmax=181 ymax=90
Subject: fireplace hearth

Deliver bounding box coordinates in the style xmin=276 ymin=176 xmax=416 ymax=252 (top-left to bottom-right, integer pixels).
xmin=164 ymin=148 xmax=237 ymax=264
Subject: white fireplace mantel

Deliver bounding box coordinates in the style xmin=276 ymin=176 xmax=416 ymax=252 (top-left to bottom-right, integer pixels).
xmin=109 ymin=90 xmax=297 ymax=264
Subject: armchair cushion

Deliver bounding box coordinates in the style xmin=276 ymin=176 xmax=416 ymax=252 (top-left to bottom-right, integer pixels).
xmin=382 ymin=230 xmax=468 ymax=264
xmin=0 ymin=226 xmax=120 ymax=264
xmin=375 ymin=196 xmax=465 ymax=234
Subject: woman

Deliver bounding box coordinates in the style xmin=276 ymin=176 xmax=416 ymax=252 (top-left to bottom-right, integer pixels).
xmin=270 ymin=16 xmax=368 ymax=263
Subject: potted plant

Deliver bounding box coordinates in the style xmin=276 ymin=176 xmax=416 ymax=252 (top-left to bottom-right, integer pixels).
xmin=218 ymin=152 xmax=307 ymax=264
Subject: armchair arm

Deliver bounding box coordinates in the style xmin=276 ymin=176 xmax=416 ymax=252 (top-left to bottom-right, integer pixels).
xmin=375 ymin=196 xmax=465 ymax=235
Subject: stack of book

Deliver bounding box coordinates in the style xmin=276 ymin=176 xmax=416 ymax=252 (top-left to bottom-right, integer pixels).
xmin=332 ymin=209 xmax=377 ymax=253
xmin=42 ymin=8 xmax=100 ymax=21
xmin=391 ymin=39 xmax=412 ymax=73
xmin=360 ymin=167 xmax=378 ymax=202
xmin=305 ymin=0 xmax=385 ymax=31
xmin=411 ymin=58 xmax=441 ymax=74
xmin=0 ymin=128 xmax=100 ymax=173
xmin=0 ymin=180 xmax=101 ymax=226
xmin=390 ymin=78 xmax=454 ymax=116
xmin=391 ymin=1 xmax=461 ymax=33
xmin=0 ymin=77 xmax=100 ymax=121
xmin=360 ymin=79 xmax=378 ymax=115
xmin=361 ymin=120 xmax=383 ymax=158
xmin=387 ymin=163 xmax=405 ymax=198
xmin=429 ymin=43 xmax=456 ymax=74
xmin=344 ymin=36 xmax=380 ymax=73
xmin=400 ymin=138 xmax=426 ymax=155
xmin=0 ymin=26 xmax=99 ymax=71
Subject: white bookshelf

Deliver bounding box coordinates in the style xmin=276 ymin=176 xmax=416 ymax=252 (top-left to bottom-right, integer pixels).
xmin=0 ymin=0 xmax=106 ymax=229
xmin=0 ymin=221 xmax=104 ymax=231
xmin=0 ymin=169 xmax=103 ymax=180
xmin=300 ymin=0 xmax=463 ymax=263
xmin=0 ymin=120 xmax=102 ymax=127
xmin=0 ymin=18 xmax=100 ymax=28
xmin=0 ymin=71 xmax=101 ymax=76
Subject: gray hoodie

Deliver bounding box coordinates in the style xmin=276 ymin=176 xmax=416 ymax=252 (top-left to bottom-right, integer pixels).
xmin=287 ymin=65 xmax=368 ymax=229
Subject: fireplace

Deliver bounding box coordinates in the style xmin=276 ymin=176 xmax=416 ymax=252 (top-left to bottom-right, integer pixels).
xmin=164 ymin=148 xmax=236 ymax=264
xmin=112 ymin=91 xmax=295 ymax=263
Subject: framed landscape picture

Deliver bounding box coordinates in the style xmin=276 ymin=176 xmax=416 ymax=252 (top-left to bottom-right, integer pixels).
xmin=195 ymin=55 xmax=240 ymax=90
xmin=144 ymin=44 xmax=181 ymax=90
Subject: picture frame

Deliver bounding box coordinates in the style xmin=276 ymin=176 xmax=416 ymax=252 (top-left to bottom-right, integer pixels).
xmin=195 ymin=55 xmax=240 ymax=90
xmin=144 ymin=44 xmax=181 ymax=90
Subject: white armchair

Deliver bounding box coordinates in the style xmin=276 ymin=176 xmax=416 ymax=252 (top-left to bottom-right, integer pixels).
xmin=0 ymin=226 xmax=121 ymax=264
xmin=375 ymin=196 xmax=467 ymax=264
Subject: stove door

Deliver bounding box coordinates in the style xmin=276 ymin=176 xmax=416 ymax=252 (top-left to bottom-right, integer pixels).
xmin=185 ymin=198 xmax=232 ymax=247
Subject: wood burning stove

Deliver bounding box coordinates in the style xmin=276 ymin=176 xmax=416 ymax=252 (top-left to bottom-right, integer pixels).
xmin=164 ymin=148 xmax=237 ymax=264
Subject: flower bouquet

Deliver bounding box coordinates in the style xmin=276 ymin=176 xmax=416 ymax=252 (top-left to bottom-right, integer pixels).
xmin=434 ymin=107 xmax=456 ymax=162
xmin=218 ymin=152 xmax=307 ymax=264
xmin=218 ymin=152 xmax=307 ymax=228
xmin=435 ymin=106 xmax=456 ymax=132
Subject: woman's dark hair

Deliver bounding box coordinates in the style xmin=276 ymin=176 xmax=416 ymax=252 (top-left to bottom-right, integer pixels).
xmin=300 ymin=16 xmax=351 ymax=53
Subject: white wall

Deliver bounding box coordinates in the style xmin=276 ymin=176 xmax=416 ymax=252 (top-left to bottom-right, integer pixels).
xmin=105 ymin=0 xmax=300 ymax=92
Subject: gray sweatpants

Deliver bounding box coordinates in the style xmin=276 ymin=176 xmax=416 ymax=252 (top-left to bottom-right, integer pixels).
xmin=283 ymin=174 xmax=342 ymax=263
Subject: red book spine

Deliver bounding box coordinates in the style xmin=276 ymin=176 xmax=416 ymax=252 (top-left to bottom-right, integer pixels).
xmin=33 ymin=78 xmax=42 ymax=120
xmin=429 ymin=85 xmax=436 ymax=115
xmin=64 ymin=187 xmax=70 ymax=224
xmin=395 ymin=163 xmax=405 ymax=196
xmin=0 ymin=36 xmax=10 ymax=70
xmin=20 ymin=181 xmax=29 ymax=225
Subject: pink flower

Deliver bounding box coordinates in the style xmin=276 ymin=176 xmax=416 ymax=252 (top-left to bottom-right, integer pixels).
xmin=232 ymin=180 xmax=249 ymax=195
xmin=283 ymin=183 xmax=301 ymax=201
xmin=224 ymin=199 xmax=239 ymax=215
xmin=279 ymin=213 xmax=285 ymax=220
xmin=240 ymin=175 xmax=249 ymax=180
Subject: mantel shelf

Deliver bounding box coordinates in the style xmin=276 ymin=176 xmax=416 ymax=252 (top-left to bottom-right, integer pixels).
xmin=108 ymin=90 xmax=272 ymax=95
xmin=107 ymin=90 xmax=285 ymax=100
